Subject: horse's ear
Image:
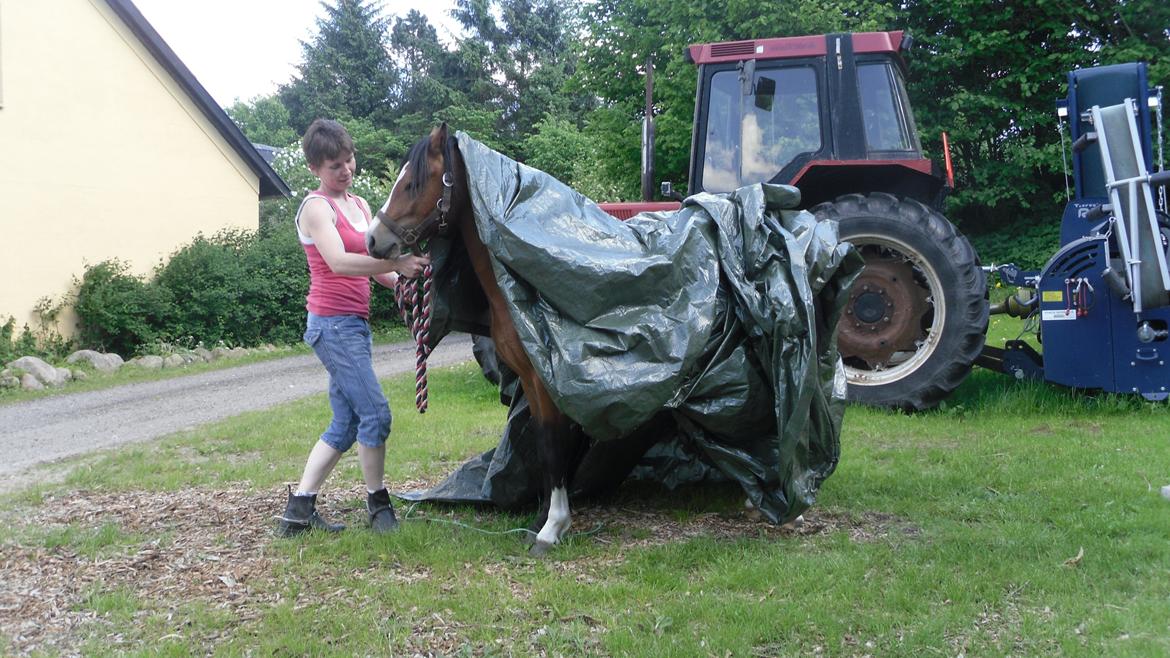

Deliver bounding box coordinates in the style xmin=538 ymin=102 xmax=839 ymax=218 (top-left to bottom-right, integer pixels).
xmin=428 ymin=123 xmax=448 ymax=154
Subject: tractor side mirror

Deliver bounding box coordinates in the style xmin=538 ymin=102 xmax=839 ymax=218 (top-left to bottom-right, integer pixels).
xmin=754 ymin=76 xmax=776 ymax=112
xmin=661 ymin=181 xmax=685 ymax=202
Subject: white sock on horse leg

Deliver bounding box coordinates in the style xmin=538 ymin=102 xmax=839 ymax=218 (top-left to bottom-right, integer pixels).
xmin=536 ymin=487 xmax=571 ymax=545
xmin=358 ymin=444 xmax=387 ymax=493
xmin=297 ymin=440 xmax=343 ymax=495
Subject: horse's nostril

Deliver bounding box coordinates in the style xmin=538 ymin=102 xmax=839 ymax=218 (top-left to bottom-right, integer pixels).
xmin=367 ymin=235 xmax=376 ymax=254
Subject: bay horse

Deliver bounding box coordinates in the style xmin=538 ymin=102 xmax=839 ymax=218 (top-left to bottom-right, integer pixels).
xmin=365 ymin=124 xmax=580 ymax=556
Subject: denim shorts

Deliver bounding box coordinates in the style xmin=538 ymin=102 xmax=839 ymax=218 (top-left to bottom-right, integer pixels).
xmin=303 ymin=313 xmax=391 ymax=451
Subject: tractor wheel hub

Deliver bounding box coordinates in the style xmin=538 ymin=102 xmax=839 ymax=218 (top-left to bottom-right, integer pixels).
xmin=839 ymin=256 xmax=930 ymax=368
xmin=853 ymin=291 xmax=887 ymax=323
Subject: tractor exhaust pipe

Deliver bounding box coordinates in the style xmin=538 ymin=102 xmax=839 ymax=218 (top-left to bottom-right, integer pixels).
xmin=641 ymin=56 xmax=656 ymax=202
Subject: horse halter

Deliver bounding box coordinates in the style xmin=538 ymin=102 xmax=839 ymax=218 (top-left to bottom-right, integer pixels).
xmin=375 ymin=141 xmax=457 ymax=250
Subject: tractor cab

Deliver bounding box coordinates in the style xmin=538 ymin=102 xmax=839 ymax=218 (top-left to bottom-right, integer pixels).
xmin=685 ymin=31 xmax=947 ymax=209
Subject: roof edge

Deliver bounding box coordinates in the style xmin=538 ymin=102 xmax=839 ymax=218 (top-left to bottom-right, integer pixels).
xmin=103 ymin=0 xmax=291 ymax=199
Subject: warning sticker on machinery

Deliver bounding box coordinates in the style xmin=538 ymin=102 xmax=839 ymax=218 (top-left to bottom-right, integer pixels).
xmin=1042 ymin=290 xmax=1064 ymax=303
xmin=1042 ymin=309 xmax=1076 ymax=321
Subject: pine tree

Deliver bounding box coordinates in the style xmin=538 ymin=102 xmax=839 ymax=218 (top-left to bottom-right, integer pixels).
xmin=278 ymin=0 xmax=398 ymax=131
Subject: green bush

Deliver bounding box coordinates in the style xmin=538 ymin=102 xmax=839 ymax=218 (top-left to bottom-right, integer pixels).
xmin=967 ymin=221 xmax=1062 ymax=271
xmin=0 ymin=317 xmax=40 ymax=364
xmin=144 ymin=226 xmax=314 ymax=349
xmin=238 ymin=222 xmax=314 ymax=345
xmin=153 ymin=231 xmax=252 ymax=346
xmin=73 ymin=260 xmax=174 ymax=356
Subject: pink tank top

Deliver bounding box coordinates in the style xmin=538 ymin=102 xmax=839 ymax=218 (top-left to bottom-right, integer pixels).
xmin=298 ymin=192 xmax=372 ymax=318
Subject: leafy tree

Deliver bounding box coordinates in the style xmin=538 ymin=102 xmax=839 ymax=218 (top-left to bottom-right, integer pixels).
xmin=225 ymin=95 xmax=297 ymax=146
xmin=452 ymin=0 xmax=585 ymax=154
xmin=582 ymin=107 xmax=643 ymax=201
xmin=391 ymin=9 xmax=460 ymax=115
xmin=1075 ymin=0 xmax=1170 ymax=83
xmin=433 ymin=105 xmax=509 ymax=150
xmin=345 ymin=115 xmax=408 ymax=180
xmin=892 ymin=0 xmax=1169 ymax=236
xmin=387 ymin=9 xmax=505 ymax=147
xmin=522 ymin=116 xmax=590 ymax=184
xmin=520 ymin=113 xmax=642 ymax=200
xmin=279 ymin=0 xmax=398 ymax=131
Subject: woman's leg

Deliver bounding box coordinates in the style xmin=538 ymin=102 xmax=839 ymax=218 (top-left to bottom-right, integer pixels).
xmin=297 ymin=439 xmax=344 ymax=495
xmin=357 ymin=444 xmax=386 ymax=493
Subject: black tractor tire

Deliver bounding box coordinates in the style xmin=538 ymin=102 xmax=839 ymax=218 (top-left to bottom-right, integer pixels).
xmin=471 ymin=334 xmax=502 ymax=385
xmin=812 ymin=193 xmax=988 ymax=410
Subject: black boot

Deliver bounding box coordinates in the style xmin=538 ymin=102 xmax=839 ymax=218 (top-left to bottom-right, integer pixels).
xmin=277 ymin=486 xmax=345 ymax=537
xmin=367 ymin=488 xmax=399 ymax=534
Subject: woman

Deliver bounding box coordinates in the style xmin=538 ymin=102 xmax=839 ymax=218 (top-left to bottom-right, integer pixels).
xmin=277 ymin=118 xmax=429 ymax=536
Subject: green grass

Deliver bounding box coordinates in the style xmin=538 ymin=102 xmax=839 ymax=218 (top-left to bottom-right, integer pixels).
xmin=2 ymin=346 xmax=1169 ymax=655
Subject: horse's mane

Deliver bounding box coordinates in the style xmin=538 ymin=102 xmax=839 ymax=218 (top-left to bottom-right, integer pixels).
xmin=403 ymin=135 xmax=432 ymax=200
xmin=400 ymin=128 xmax=458 ymax=199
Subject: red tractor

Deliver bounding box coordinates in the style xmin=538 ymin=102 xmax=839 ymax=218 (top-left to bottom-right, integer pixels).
xmin=601 ymin=31 xmax=989 ymax=410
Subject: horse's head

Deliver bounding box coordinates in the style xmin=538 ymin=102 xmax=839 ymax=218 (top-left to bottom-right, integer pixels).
xmin=367 ymin=123 xmax=462 ymax=260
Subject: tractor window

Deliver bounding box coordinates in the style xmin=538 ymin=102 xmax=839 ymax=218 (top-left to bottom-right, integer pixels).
xmin=702 ymin=66 xmax=821 ymax=193
xmin=857 ymin=63 xmax=912 ymax=152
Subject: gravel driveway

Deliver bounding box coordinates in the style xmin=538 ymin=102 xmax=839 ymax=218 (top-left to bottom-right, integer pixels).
xmin=0 ymin=333 xmax=474 ymax=490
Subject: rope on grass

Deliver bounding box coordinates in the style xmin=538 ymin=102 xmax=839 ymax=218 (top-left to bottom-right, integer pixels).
xmin=398 ymin=502 xmax=606 ymax=539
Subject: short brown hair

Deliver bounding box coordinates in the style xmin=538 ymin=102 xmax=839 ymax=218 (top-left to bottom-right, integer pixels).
xmin=302 ymin=118 xmax=354 ymax=167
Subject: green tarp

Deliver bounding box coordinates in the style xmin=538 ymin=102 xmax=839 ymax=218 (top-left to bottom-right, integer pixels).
xmin=400 ymin=133 xmax=861 ymax=523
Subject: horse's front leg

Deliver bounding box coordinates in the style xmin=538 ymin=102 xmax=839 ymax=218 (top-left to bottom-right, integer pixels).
xmin=529 ymin=415 xmax=575 ymax=557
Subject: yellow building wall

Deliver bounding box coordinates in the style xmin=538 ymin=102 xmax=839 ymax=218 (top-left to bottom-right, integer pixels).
xmin=0 ymin=0 xmax=262 ymax=336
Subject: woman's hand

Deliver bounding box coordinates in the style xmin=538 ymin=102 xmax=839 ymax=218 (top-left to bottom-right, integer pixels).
xmin=395 ymin=254 xmax=431 ymax=278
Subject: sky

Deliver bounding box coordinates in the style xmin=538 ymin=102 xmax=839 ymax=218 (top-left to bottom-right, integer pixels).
xmin=132 ymin=0 xmax=462 ymax=107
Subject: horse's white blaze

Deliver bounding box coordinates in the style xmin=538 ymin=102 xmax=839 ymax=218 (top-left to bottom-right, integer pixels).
xmin=368 ymin=167 xmax=408 ymax=239
xmin=366 ymin=167 xmax=414 ymax=260
xmin=387 ymin=165 xmax=407 ymax=207
xmin=535 ymin=487 xmax=570 ymax=545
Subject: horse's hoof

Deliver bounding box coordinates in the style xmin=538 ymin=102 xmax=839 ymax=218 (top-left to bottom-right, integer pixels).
xmin=528 ymin=540 xmax=554 ymax=557
xmin=521 ymin=531 xmax=537 ymax=547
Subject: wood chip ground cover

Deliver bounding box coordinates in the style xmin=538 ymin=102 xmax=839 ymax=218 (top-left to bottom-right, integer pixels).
xmin=0 ymin=484 xmax=910 ymax=655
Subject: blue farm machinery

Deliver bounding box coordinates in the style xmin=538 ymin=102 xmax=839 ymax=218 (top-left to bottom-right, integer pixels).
xmin=981 ymin=62 xmax=1170 ymax=400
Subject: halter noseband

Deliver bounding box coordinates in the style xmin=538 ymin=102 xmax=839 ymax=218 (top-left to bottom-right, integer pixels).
xmin=375 ymin=140 xmax=457 ymax=249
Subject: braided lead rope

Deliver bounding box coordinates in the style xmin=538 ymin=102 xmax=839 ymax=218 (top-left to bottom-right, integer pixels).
xmin=395 ymin=255 xmax=433 ymax=413
xmin=416 ymin=262 xmax=435 ymax=409
xmin=412 ymin=263 xmax=434 ymax=412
